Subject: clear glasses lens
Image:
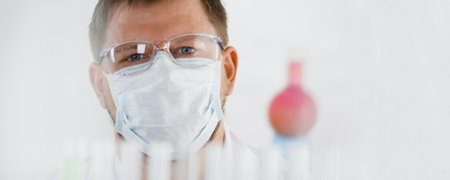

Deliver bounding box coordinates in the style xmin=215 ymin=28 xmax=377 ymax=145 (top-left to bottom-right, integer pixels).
xmin=101 ymin=34 xmax=221 ymax=74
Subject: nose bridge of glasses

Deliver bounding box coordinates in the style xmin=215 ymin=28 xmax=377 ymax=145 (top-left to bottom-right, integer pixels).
xmin=152 ymin=41 xmax=171 ymax=55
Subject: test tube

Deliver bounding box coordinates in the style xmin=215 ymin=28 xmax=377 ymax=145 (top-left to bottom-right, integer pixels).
xmin=148 ymin=142 xmax=171 ymax=180
xmin=92 ymin=144 xmax=107 ymax=180
xmin=186 ymin=153 xmax=199 ymax=180
xmin=204 ymin=143 xmax=222 ymax=180
xmin=175 ymin=150 xmax=187 ymax=180
xmin=78 ymin=140 xmax=89 ymax=180
xmin=176 ymin=148 xmax=198 ymax=180
xmin=328 ymin=146 xmax=340 ymax=180
xmin=235 ymin=146 xmax=257 ymax=180
xmin=62 ymin=141 xmax=83 ymax=180
xmin=260 ymin=147 xmax=280 ymax=180
xmin=121 ymin=142 xmax=143 ymax=180
xmin=287 ymin=144 xmax=310 ymax=180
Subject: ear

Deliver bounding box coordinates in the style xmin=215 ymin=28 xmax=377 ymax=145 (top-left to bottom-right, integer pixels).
xmin=222 ymin=46 xmax=238 ymax=95
xmin=89 ymin=62 xmax=107 ymax=109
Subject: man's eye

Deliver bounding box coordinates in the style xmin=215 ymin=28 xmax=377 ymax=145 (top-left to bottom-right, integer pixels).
xmin=179 ymin=47 xmax=195 ymax=54
xmin=126 ymin=54 xmax=143 ymax=62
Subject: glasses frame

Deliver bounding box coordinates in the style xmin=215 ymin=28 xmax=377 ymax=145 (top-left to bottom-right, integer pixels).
xmin=98 ymin=33 xmax=225 ymax=66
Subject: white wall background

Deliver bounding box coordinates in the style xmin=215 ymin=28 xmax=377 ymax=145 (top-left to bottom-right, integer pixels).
xmin=1 ymin=0 xmax=449 ymax=179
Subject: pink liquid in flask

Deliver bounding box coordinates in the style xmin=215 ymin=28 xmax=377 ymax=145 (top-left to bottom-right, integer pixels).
xmin=269 ymin=61 xmax=317 ymax=137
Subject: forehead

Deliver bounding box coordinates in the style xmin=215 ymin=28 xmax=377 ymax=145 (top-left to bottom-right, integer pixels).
xmin=104 ymin=0 xmax=217 ymax=49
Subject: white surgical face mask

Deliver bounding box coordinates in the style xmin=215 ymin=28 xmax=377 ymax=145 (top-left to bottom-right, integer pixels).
xmin=106 ymin=51 xmax=224 ymax=158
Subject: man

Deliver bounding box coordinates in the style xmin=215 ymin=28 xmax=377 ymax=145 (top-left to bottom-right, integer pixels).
xmin=88 ymin=0 xmax=258 ymax=179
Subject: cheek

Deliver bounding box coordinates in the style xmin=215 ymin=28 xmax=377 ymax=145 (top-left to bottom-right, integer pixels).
xmin=103 ymin=80 xmax=117 ymax=117
xmin=220 ymin=65 xmax=229 ymax=94
xmin=219 ymin=65 xmax=229 ymax=107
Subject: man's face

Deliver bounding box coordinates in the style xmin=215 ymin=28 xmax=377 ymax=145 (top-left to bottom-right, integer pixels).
xmin=91 ymin=0 xmax=238 ymax=123
xmin=88 ymin=1 xmax=237 ymax=177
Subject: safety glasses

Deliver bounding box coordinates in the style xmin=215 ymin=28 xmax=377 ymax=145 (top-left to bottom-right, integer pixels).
xmin=99 ymin=33 xmax=225 ymax=74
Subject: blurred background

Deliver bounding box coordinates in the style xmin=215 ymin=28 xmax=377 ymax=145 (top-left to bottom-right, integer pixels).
xmin=1 ymin=0 xmax=450 ymax=179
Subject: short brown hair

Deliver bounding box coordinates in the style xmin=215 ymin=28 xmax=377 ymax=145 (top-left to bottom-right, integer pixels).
xmin=88 ymin=0 xmax=228 ymax=62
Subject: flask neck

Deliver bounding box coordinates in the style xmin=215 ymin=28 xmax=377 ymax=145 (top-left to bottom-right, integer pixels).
xmin=288 ymin=62 xmax=302 ymax=87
